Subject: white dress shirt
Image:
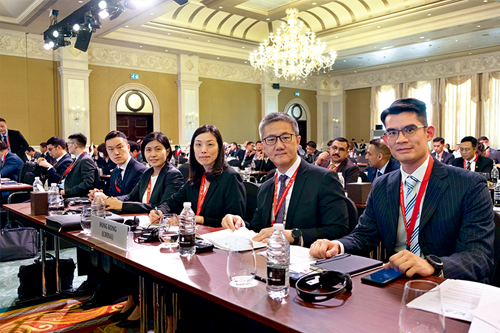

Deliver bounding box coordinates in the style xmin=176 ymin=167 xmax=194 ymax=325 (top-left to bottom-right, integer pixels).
xmin=271 ymin=156 xmax=301 ymax=224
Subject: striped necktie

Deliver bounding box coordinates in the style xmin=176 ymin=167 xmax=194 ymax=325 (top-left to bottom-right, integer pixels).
xmin=405 ymin=175 xmax=421 ymax=256
xmin=274 ymin=175 xmax=288 ymax=225
xmin=466 ymin=161 xmax=471 ymax=170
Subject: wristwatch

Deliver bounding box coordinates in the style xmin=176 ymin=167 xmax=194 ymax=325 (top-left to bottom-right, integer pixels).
xmin=425 ymin=254 xmax=443 ymax=276
xmin=291 ymin=228 xmax=302 ymax=245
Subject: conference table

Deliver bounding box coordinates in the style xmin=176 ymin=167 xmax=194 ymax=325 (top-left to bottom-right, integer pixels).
xmin=5 ymin=203 xmax=470 ymax=333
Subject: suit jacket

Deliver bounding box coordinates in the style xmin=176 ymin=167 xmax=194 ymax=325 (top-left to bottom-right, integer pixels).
xmin=29 ymin=152 xmax=42 ymax=161
xmin=431 ymin=151 xmax=455 ymax=165
xmin=230 ymin=149 xmax=245 ymax=161
xmin=304 ymin=150 xmax=321 ymax=164
xmin=64 ymin=152 xmax=97 ymax=198
xmin=339 ymin=160 xmax=495 ymax=282
xmin=451 ymin=155 xmax=494 ymax=174
xmin=247 ymin=159 xmax=350 ymax=247
xmin=46 ymin=153 xmax=73 ymax=186
xmin=161 ymin=167 xmax=246 ymax=227
xmin=335 ymin=158 xmax=360 ymax=184
xmin=41 ymin=152 xmax=53 ymax=164
xmin=0 ymin=151 xmax=24 ymax=181
xmin=486 ymin=148 xmax=500 ymax=164
xmin=119 ymin=162 xmax=184 ymax=214
xmin=254 ymin=158 xmax=276 ymax=172
xmin=107 ymin=158 xmax=148 ymax=197
xmin=4 ymin=129 xmax=29 ymax=162
xmin=366 ymin=157 xmax=401 ymax=183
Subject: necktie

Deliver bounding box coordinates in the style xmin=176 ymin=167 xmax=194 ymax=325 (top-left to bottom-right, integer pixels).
xmin=466 ymin=161 xmax=471 ymax=170
xmin=377 ymin=171 xmax=382 ymax=178
xmin=405 ymin=175 xmax=421 ymax=256
xmin=1 ymin=135 xmax=6 ymax=145
xmin=274 ymin=174 xmax=289 ymax=225
xmin=436 ymin=154 xmax=440 ymax=161
xmin=116 ymin=169 xmax=124 ymax=191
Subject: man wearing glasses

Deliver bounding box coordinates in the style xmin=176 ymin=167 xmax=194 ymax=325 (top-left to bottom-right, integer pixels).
xmin=310 ymin=98 xmax=494 ymax=282
xmin=222 ymin=112 xmax=349 ymax=247
xmin=452 ymin=136 xmax=494 ymax=173
xmin=327 ymin=137 xmax=360 ymax=184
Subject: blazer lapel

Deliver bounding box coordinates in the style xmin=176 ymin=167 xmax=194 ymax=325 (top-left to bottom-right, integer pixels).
xmin=140 ymin=168 xmax=154 ymax=198
xmin=261 ymin=181 xmax=275 ymax=228
xmin=200 ymin=176 xmax=219 ymax=215
xmin=386 ymin=171 xmax=401 ymax=243
xmin=419 ymin=161 xmax=447 ymax=230
xmin=284 ymin=161 xmax=307 ymax=229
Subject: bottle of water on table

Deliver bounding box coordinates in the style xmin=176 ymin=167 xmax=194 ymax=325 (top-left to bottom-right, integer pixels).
xmin=492 ymin=165 xmax=499 ymax=184
xmin=266 ymin=223 xmax=290 ymax=299
xmin=495 ymin=182 xmax=500 ymax=207
xmin=91 ymin=192 xmax=106 ymax=218
xmin=179 ymin=202 xmax=196 ymax=257
xmin=32 ymin=177 xmax=43 ymax=192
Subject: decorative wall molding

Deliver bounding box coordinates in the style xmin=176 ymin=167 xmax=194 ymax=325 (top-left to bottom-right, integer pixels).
xmin=88 ymin=43 xmax=177 ymax=74
xmin=0 ymin=29 xmax=52 ymax=60
xmin=342 ymin=51 xmax=500 ymax=90
xmin=198 ymin=59 xmax=261 ymax=84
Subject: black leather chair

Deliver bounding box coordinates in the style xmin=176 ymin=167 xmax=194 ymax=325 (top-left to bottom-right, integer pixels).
xmin=359 ymin=172 xmax=369 ymax=183
xmin=344 ymin=196 xmax=358 ymax=232
xmin=243 ymin=181 xmax=259 ymax=222
xmin=228 ymin=159 xmax=242 ymax=169
xmin=178 ymin=163 xmax=190 ymax=181
xmin=491 ymin=212 xmax=500 ymax=287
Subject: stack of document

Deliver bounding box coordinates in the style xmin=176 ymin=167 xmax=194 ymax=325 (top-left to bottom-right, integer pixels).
xmin=201 ymin=228 xmax=266 ymax=250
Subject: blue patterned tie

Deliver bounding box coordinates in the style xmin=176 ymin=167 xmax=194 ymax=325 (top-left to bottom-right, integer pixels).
xmin=377 ymin=171 xmax=382 ymax=178
xmin=405 ymin=175 xmax=421 ymax=256
xmin=274 ymin=174 xmax=288 ymax=225
xmin=116 ymin=169 xmax=123 ymax=191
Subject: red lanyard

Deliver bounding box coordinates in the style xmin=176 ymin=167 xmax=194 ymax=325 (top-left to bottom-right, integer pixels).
xmin=2 ymin=151 xmax=7 ymax=167
xmin=114 ymin=179 xmax=122 ymax=193
xmin=271 ymin=167 xmax=299 ymax=226
xmin=399 ymin=156 xmax=434 ymax=248
xmin=463 ymin=154 xmax=478 ymax=169
xmin=3 ymin=134 xmax=9 ymax=148
xmin=146 ymin=177 xmax=152 ymax=203
xmin=60 ymin=152 xmax=84 ymax=182
xmin=196 ymin=173 xmax=210 ymax=215
xmin=486 ymin=150 xmax=490 ymax=157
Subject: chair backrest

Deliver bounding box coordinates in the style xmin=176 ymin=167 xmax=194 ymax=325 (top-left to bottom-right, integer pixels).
xmin=345 ymin=196 xmax=359 ymax=232
xmin=18 ymin=161 xmax=36 ymax=184
xmin=243 ymin=181 xmax=259 ymax=222
xmin=178 ymin=163 xmax=190 ymax=181
xmin=228 ymin=159 xmax=242 ymax=168
xmin=491 ymin=212 xmax=500 ymax=287
xmin=264 ymin=169 xmax=276 ymax=183
xmin=359 ymin=172 xmax=369 ymax=183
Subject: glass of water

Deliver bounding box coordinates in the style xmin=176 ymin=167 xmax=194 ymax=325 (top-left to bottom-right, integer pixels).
xmin=80 ymin=205 xmax=92 ymax=235
xmin=159 ymin=214 xmax=179 ymax=248
xmin=227 ymin=237 xmax=257 ymax=287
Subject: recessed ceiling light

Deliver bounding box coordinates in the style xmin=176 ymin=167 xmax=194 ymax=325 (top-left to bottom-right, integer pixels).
xmin=427 ymin=13 xmax=431 ymax=16
xmin=377 ymin=26 xmax=381 ymax=28
xmin=217 ymin=57 xmax=220 ymax=59
xmin=165 ymin=50 xmax=168 ymax=52
xmin=477 ymin=25 xmax=481 ymax=27
xmin=420 ymin=36 xmax=425 ymax=39
xmin=312 ymin=2 xmax=317 ymax=4
xmin=455 ymin=39 xmax=458 ymax=42
xmin=188 ymin=37 xmax=191 ymax=39
xmin=150 ymin=12 xmax=154 ymax=15
xmin=387 ymin=65 xmax=390 ymax=67
xmin=125 ymin=25 xmax=129 ymax=28
xmin=266 ymin=18 xmax=270 ymax=20
xmin=343 ymin=60 xmax=346 ymax=62
xmin=469 ymin=53 xmax=472 ymax=55
xmin=244 ymin=61 xmax=247 ymax=63
xmin=242 ymin=46 xmax=245 ymax=48
xmin=335 ymin=36 xmax=338 ymax=38
xmin=484 ymin=0 xmax=488 ymax=2
xmin=354 ymin=71 xmax=357 ymax=73
xmin=167 ymin=33 xmax=170 ymax=35
xmin=78 ymin=0 xmax=83 ymax=3
xmin=425 ymin=59 xmax=428 ymax=61
xmin=207 ymin=40 xmax=210 ymax=42
xmin=219 ymin=6 xmax=223 ymax=8
xmin=139 ymin=45 xmax=142 ymax=48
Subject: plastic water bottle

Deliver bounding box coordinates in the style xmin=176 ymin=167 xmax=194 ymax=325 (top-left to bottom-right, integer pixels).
xmin=32 ymin=177 xmax=43 ymax=192
xmin=266 ymin=223 xmax=290 ymax=299
xmin=91 ymin=193 xmax=106 ymax=218
xmin=244 ymin=167 xmax=251 ymax=182
xmin=250 ymin=159 xmax=256 ymax=170
xmin=338 ymin=172 xmax=345 ymax=188
xmin=495 ymin=183 xmax=500 ymax=207
xmin=48 ymin=183 xmax=59 ymax=214
xmin=179 ymin=202 xmax=196 ymax=257
xmin=492 ymin=165 xmax=499 ymax=184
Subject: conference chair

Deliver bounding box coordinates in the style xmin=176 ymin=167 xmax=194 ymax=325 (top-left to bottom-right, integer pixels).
xmin=228 ymin=159 xmax=241 ymax=169
xmin=243 ymin=181 xmax=259 ymax=222
xmin=359 ymin=172 xmax=369 ymax=182
xmin=178 ymin=163 xmax=190 ymax=181
xmin=344 ymin=196 xmax=358 ymax=232
xmin=491 ymin=212 xmax=500 ymax=287
xmin=263 ymin=169 xmax=276 ymax=183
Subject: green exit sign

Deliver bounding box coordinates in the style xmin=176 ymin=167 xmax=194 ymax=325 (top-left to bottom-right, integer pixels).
xmin=295 ymin=92 xmax=300 ymax=97
xmin=131 ymin=74 xmax=139 ymax=80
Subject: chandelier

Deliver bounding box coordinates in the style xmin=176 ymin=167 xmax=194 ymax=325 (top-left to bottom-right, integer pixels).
xmin=249 ymin=7 xmax=337 ymax=81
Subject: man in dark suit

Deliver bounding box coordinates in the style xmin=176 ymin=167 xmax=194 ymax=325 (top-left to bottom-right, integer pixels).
xmin=60 ymin=133 xmax=97 ymax=197
xmin=327 ymin=137 xmax=360 ymax=184
xmin=39 ymin=142 xmax=53 ymax=164
xmin=365 ymin=138 xmax=400 ymax=182
xmin=0 ymin=142 xmax=23 ymax=181
xmin=241 ymin=141 xmax=257 ymax=168
xmin=478 ymin=136 xmax=500 ymax=165
xmin=222 ymin=112 xmax=349 ymax=247
xmin=228 ymin=142 xmax=245 ymax=161
xmin=0 ymin=118 xmax=29 ymax=162
xmin=25 ymin=147 xmax=42 ymax=162
xmin=89 ymin=131 xmax=147 ymax=199
xmin=310 ymin=98 xmax=495 ymax=282
xmin=37 ymin=137 xmax=73 ymax=186
xmin=431 ymin=137 xmax=454 ymax=165
xmin=452 ymin=136 xmax=494 ymax=174
xmin=304 ymin=141 xmax=321 ymax=164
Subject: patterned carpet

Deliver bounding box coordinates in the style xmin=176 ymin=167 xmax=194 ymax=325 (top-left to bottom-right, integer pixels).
xmin=0 ymin=297 xmax=127 ymax=332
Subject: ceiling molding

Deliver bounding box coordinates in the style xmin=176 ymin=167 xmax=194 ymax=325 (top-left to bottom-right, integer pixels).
xmin=0 ymin=0 xmax=45 ymax=25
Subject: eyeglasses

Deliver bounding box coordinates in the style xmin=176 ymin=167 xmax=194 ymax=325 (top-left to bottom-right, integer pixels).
xmin=459 ymin=147 xmax=473 ymax=152
xmin=384 ymin=125 xmax=426 ymax=141
xmin=330 ymin=146 xmax=346 ymax=152
xmin=262 ymin=133 xmax=294 ymax=146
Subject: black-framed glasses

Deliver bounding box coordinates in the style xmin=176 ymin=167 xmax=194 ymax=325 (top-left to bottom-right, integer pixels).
xmin=330 ymin=146 xmax=346 ymax=152
xmin=262 ymin=133 xmax=294 ymax=146
xmin=384 ymin=125 xmax=426 ymax=141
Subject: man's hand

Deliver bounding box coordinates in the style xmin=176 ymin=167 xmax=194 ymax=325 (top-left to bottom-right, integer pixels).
xmin=195 ymin=216 xmax=204 ymax=225
xmin=60 ymin=190 xmax=65 ymax=196
xmin=104 ymin=197 xmax=123 ymax=210
xmin=88 ymin=189 xmax=106 ymax=201
xmin=149 ymin=210 xmax=164 ymax=224
xmin=37 ymin=158 xmax=51 ymax=168
xmin=309 ymin=239 xmax=341 ymax=259
xmin=221 ymin=214 xmax=244 ymax=231
xmin=315 ymin=152 xmax=329 ymax=166
xmin=385 ymin=250 xmax=435 ymax=278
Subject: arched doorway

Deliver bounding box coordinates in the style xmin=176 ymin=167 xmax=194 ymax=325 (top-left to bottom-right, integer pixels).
xmin=109 ymin=83 xmax=160 ymax=140
xmin=285 ymin=98 xmax=311 ymax=148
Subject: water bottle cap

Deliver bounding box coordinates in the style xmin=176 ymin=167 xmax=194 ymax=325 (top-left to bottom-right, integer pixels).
xmin=183 ymin=202 xmax=191 ymax=207
xmin=95 ymin=192 xmax=101 ymax=197
xmin=51 ymin=183 xmax=57 ymax=186
xmin=35 ymin=177 xmax=39 ymax=180
xmin=273 ymin=223 xmax=284 ymax=230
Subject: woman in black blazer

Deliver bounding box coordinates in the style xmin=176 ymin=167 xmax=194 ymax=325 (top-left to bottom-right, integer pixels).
xmin=104 ymin=132 xmax=184 ymax=213
xmin=150 ymin=124 xmax=246 ymax=227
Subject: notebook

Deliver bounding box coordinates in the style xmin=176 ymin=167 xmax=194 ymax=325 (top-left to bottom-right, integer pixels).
xmin=311 ymin=253 xmax=382 ymax=275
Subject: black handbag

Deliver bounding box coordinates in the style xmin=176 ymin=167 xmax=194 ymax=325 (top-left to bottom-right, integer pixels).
xmin=18 ymin=253 xmax=76 ymax=300
xmin=0 ymin=222 xmax=38 ymax=262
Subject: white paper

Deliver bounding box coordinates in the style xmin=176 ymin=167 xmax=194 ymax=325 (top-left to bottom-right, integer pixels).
xmin=469 ymin=318 xmax=500 ymax=333
xmin=471 ymin=300 xmax=500 ymax=330
xmin=257 ymin=245 xmax=317 ymax=273
xmin=201 ymin=227 xmax=266 ymax=250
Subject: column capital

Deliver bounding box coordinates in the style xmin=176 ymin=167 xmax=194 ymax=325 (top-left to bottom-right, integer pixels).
xmin=176 ymin=80 xmax=202 ymax=89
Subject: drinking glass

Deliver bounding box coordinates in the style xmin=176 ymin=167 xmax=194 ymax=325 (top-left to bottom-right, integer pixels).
xmin=399 ymin=280 xmax=445 ymax=333
xmin=227 ymin=237 xmax=257 ymax=288
xmin=80 ymin=205 xmax=92 ymax=235
xmin=158 ymin=214 xmax=179 ymax=248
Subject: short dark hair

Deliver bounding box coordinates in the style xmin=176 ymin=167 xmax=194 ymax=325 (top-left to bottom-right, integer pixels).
xmin=477 ymin=142 xmax=485 ymax=154
xmin=68 ymin=133 xmax=87 ymax=148
xmin=40 ymin=142 xmax=47 ymax=148
xmin=141 ymin=132 xmax=173 ymax=162
xmin=105 ymin=130 xmax=127 ymax=143
xmin=369 ymin=139 xmax=391 ymax=157
xmin=461 ymin=136 xmax=477 ymax=148
xmin=256 ymin=140 xmax=262 ymax=145
xmin=327 ymin=140 xmax=334 ymax=147
xmin=0 ymin=141 xmax=7 ymax=151
xmin=0 ymin=118 xmax=5 ymax=123
xmin=26 ymin=147 xmax=35 ymax=152
xmin=189 ymin=125 xmax=227 ymax=184
xmin=97 ymin=143 xmax=108 ymax=158
xmin=478 ymin=136 xmax=489 ymax=142
xmin=128 ymin=140 xmax=140 ymax=152
xmin=307 ymin=141 xmax=317 ymax=149
xmin=380 ymin=98 xmax=428 ymax=127
xmin=333 ymin=137 xmax=349 ymax=145
xmin=47 ymin=136 xmax=66 ymax=149
xmin=246 ymin=141 xmax=254 ymax=147
xmin=433 ymin=137 xmax=444 ymax=144
xmin=231 ymin=142 xmax=237 ymax=146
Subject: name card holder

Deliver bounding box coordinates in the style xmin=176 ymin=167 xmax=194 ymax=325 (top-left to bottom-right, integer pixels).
xmin=30 ymin=192 xmax=48 ymax=215
xmin=91 ymin=216 xmax=129 ymax=250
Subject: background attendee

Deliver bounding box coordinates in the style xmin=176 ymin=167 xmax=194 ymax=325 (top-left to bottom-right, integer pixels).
xmin=430 ymin=137 xmax=454 ymax=165
xmin=96 ymin=143 xmax=116 ymax=175
xmin=37 ymin=136 xmax=73 ymax=186
xmin=327 ymin=137 xmax=360 ymax=184
xmin=242 ymin=141 xmax=256 ymax=168
xmin=315 ymin=140 xmax=333 ymax=168
xmin=222 ymin=112 xmax=349 ymax=247
xmin=358 ymin=139 xmax=367 ymax=153
xmin=39 ymin=142 xmax=52 ymax=163
xmin=128 ymin=141 xmax=140 ymax=159
xmin=0 ymin=118 xmax=29 ymax=162
xmin=228 ymin=142 xmax=244 ymax=160
xmin=452 ymin=136 xmax=494 ymax=173
xmin=0 ymin=141 xmax=23 ymax=182
xmin=453 ymin=143 xmax=461 ymax=158
xmin=304 ymin=141 xmax=320 ymax=164
xmin=478 ymin=136 xmax=500 ymax=165
xmin=25 ymin=147 xmax=41 ymax=162
xmin=309 ymin=98 xmax=495 ymax=283
xmin=365 ymin=138 xmax=400 ymax=182
xmin=61 ymin=133 xmax=97 ymax=197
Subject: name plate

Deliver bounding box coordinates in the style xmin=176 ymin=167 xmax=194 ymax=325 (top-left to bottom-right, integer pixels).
xmin=91 ymin=216 xmax=129 ymax=250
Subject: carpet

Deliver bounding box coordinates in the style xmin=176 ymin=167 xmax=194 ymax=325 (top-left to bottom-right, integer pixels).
xmin=0 ymin=297 xmax=125 ymax=332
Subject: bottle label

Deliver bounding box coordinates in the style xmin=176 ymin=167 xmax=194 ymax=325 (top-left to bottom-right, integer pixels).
xmin=267 ymin=267 xmax=286 ymax=286
xmin=179 ymin=233 xmax=195 ymax=247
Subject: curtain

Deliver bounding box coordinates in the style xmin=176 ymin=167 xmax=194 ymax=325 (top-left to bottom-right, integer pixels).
xmin=481 ymin=71 xmax=500 ymax=149
xmin=371 ymin=85 xmax=400 ymax=129
xmin=402 ymin=80 xmax=439 ymax=134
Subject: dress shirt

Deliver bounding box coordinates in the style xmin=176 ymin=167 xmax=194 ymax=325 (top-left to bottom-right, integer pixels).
xmin=47 ymin=154 xmax=65 ymax=170
xmin=435 ymin=153 xmax=442 ymax=162
xmin=270 ymin=156 xmax=301 ymax=224
xmin=118 ymin=156 xmax=131 ymax=180
xmin=2 ymin=131 xmax=10 ymax=152
xmin=378 ymin=160 xmax=390 ymax=175
xmin=465 ymin=156 xmax=476 ymax=171
xmin=142 ymin=174 xmax=158 ymax=203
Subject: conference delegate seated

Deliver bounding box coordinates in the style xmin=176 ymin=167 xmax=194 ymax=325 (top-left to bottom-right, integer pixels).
xmin=452 ymin=136 xmax=494 ymax=173
xmin=96 ymin=142 xmax=116 ymax=175
xmin=37 ymin=136 xmax=73 ymax=186
xmin=149 ymin=125 xmax=246 ymax=227
xmin=0 ymin=141 xmax=23 ymax=199
xmin=222 ymin=112 xmax=349 ymax=247
xmin=104 ymin=131 xmax=184 ymax=213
